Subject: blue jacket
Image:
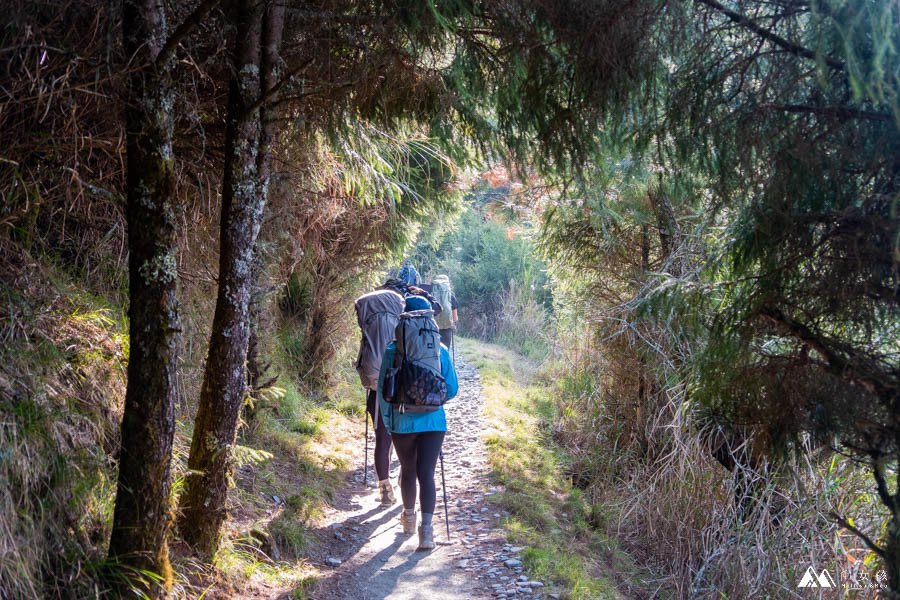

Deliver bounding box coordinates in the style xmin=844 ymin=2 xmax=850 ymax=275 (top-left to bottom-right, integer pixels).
xmin=378 ymin=342 xmax=458 ymax=433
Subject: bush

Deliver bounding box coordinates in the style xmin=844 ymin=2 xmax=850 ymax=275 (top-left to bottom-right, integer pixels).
xmin=548 ymin=348 xmax=888 ymax=598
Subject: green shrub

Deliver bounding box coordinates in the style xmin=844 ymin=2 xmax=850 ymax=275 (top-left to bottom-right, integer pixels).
xmin=411 ymin=187 xmax=551 ymax=354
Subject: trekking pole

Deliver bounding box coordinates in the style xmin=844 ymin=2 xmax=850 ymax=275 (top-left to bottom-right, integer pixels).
xmin=439 ymin=451 xmax=450 ymax=541
xmin=452 ymin=330 xmax=456 ymax=365
xmin=364 ymin=402 xmax=369 ymax=487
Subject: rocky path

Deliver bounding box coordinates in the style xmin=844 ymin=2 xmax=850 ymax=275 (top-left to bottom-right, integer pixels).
xmin=307 ymin=354 xmax=551 ymax=600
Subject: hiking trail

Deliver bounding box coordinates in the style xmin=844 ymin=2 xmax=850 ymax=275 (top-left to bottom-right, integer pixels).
xmin=306 ymin=353 xmax=551 ymax=600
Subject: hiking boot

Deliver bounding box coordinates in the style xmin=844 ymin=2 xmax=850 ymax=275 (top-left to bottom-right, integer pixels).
xmin=378 ymin=480 xmax=395 ymax=506
xmin=400 ymin=509 xmax=416 ymax=535
xmin=417 ymin=523 xmax=435 ymax=550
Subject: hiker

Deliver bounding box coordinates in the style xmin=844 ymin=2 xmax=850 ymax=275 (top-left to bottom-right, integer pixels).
xmin=381 ymin=277 xmax=443 ymax=317
xmin=354 ymin=283 xmax=405 ymax=506
xmin=378 ymin=295 xmax=458 ymax=550
xmin=423 ymin=274 xmax=457 ymax=350
xmin=397 ymin=260 xmax=420 ymax=286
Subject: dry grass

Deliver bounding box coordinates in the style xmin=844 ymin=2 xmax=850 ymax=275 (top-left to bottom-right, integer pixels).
xmin=0 ymin=240 xmax=126 ymax=599
xmin=551 ymin=350 xmax=889 ymax=599
xmin=465 ymin=337 xmax=630 ymax=599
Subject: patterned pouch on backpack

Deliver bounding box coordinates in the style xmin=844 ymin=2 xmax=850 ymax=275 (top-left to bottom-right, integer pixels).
xmin=399 ymin=360 xmax=447 ymax=407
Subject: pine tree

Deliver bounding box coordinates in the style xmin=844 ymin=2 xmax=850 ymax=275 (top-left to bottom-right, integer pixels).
xmin=178 ymin=0 xmax=285 ymax=558
xmin=109 ymin=0 xmax=219 ymax=592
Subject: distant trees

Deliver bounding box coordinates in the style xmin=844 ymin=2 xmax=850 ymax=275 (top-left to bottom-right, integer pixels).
xmin=411 ymin=182 xmax=551 ymax=356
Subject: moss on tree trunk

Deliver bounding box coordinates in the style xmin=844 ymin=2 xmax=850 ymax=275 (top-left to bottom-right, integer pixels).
xmin=107 ymin=0 xmax=179 ymax=596
xmin=179 ymin=0 xmax=284 ymax=558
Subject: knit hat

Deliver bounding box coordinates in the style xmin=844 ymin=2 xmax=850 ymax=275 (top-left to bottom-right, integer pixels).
xmin=404 ymin=295 xmax=431 ymax=312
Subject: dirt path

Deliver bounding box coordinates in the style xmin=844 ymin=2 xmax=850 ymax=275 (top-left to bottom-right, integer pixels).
xmin=307 ymin=354 xmax=551 ymax=600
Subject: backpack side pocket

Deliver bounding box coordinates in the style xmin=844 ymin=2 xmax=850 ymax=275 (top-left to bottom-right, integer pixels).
xmin=383 ymin=365 xmax=400 ymax=402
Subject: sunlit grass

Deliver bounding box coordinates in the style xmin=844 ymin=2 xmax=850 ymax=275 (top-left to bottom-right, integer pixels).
xmin=213 ymin=535 xmax=316 ymax=589
xmin=0 ymin=268 xmax=129 ymax=599
xmin=460 ymin=337 xmax=628 ymax=599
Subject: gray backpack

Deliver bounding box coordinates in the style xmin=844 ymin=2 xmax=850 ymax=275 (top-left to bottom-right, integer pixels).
xmin=355 ymin=289 xmax=405 ymax=390
xmin=383 ymin=310 xmax=447 ymax=413
xmin=431 ymin=275 xmax=454 ymax=330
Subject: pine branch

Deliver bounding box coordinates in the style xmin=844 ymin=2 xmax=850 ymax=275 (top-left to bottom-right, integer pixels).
xmin=696 ymin=0 xmax=845 ymax=71
xmin=764 ymin=103 xmax=893 ymax=123
xmin=243 ymin=57 xmax=316 ymax=117
xmin=757 ymin=306 xmax=889 ymax=398
xmin=830 ymin=512 xmax=886 ymax=559
xmin=285 ymin=10 xmax=393 ymax=25
xmin=156 ymin=0 xmax=222 ymax=70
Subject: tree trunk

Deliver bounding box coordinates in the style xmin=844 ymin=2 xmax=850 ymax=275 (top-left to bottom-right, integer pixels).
xmin=649 ymin=186 xmax=680 ymax=265
xmin=178 ymin=0 xmax=283 ymax=558
xmin=246 ymin=0 xmax=286 ymax=411
xmin=300 ymin=270 xmax=336 ymax=386
xmin=256 ymin=0 xmax=284 ymax=185
xmin=246 ymin=255 xmax=267 ymax=396
xmin=244 ymin=257 xmax=268 ymax=424
xmin=108 ymin=0 xmax=178 ymax=595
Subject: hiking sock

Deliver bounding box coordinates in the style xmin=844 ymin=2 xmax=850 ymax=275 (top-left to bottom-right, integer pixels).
xmin=417 ymin=514 xmax=435 ymax=550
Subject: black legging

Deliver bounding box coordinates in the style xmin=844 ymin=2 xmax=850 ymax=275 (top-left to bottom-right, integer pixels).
xmin=439 ymin=328 xmax=453 ymax=351
xmin=366 ymin=390 xmax=393 ymax=480
xmin=391 ymin=431 xmax=446 ymax=514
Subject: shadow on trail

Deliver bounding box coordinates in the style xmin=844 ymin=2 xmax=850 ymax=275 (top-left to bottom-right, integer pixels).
xmin=358 ymin=540 xmax=435 ymax=595
xmin=303 ymin=460 xmax=477 ymax=600
xmin=308 ymin=528 xmax=435 ymax=600
xmin=298 ymin=456 xmax=412 ymax=597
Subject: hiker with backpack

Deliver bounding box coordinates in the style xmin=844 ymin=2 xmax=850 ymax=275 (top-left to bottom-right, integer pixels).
xmin=354 ymin=283 xmax=406 ymax=506
xmin=378 ymin=295 xmax=458 ymax=550
xmin=397 ymin=260 xmax=420 ymax=286
xmin=427 ymin=274 xmax=457 ymax=350
xmin=381 ymin=277 xmax=443 ymax=317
